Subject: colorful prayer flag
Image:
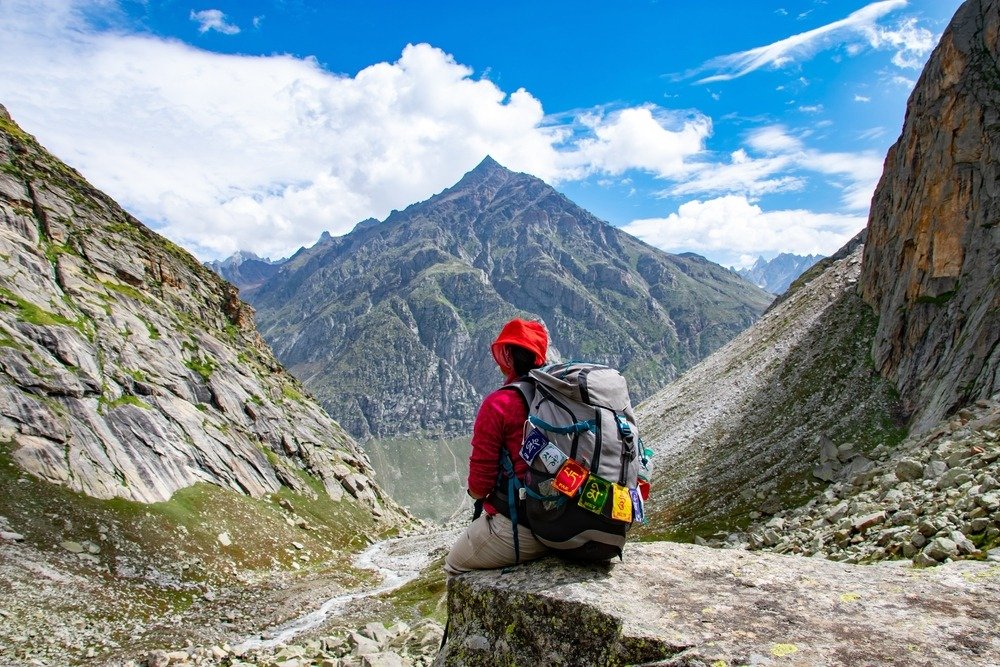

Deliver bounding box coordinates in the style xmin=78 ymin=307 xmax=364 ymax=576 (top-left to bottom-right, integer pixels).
xmin=553 ymin=459 xmax=588 ymax=496
xmin=630 ymin=488 xmax=645 ymax=523
xmin=520 ymin=427 xmax=548 ymax=463
xmin=537 ymin=443 xmax=568 ymax=473
xmin=578 ymin=475 xmax=611 ymax=514
xmin=611 ymin=483 xmax=632 ymax=522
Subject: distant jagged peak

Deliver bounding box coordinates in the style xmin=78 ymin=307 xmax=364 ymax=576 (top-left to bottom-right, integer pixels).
xmin=210 ymin=249 xmax=280 ymax=269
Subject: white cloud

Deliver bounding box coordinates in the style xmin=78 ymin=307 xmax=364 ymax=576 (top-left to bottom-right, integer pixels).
xmin=0 ymin=0 xmax=712 ymax=260
xmin=568 ymin=106 xmax=711 ymax=180
xmin=854 ymin=94 xmax=872 ymax=102
xmin=622 ymin=195 xmax=866 ymax=266
xmin=190 ymin=9 xmax=240 ymax=35
xmin=692 ymin=1 xmax=935 ymax=83
xmin=748 ymin=126 xmax=802 ymax=153
xmin=665 ymin=125 xmax=883 ymax=211
xmin=862 ymin=17 xmax=935 ymax=68
xmin=798 ymin=104 xmax=824 ymax=113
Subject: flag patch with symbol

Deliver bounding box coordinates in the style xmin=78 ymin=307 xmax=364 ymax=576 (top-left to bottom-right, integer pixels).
xmin=537 ymin=443 xmax=568 ymax=473
xmin=520 ymin=428 xmax=548 ymax=464
xmin=630 ymin=488 xmax=645 ymax=524
xmin=553 ymin=459 xmax=588 ymax=496
xmin=578 ymin=475 xmax=611 ymax=514
xmin=611 ymin=483 xmax=632 ymax=522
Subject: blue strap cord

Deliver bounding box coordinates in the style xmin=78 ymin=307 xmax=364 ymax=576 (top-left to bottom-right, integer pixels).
xmin=528 ymin=415 xmax=596 ymax=435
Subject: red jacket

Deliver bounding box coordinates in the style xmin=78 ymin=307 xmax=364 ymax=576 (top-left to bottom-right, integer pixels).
xmin=467 ymin=386 xmax=529 ymax=512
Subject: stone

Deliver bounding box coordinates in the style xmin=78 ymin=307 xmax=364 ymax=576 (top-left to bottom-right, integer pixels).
xmin=924 ymin=537 xmax=959 ymax=562
xmin=851 ymin=512 xmax=886 ymax=534
xmin=348 ymin=632 xmax=380 ymax=657
xmin=923 ymin=460 xmax=948 ymax=480
xmin=0 ymin=531 xmax=24 ymax=542
xmin=217 ymin=532 xmax=232 ymax=547
xmin=60 ymin=541 xmax=84 ymax=553
xmin=441 ymin=541 xmax=1000 ymax=666
xmin=895 ymin=459 xmax=924 ymax=482
xmin=145 ymin=651 xmax=169 ymax=667
xmin=362 ymin=653 xmax=406 ymax=667
xmin=937 ymin=468 xmax=973 ymax=490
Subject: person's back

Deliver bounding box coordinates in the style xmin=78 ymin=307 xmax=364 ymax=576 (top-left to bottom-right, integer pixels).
xmin=444 ymin=318 xmax=550 ymax=576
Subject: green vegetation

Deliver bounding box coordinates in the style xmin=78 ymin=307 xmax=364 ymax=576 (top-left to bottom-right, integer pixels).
xmin=377 ymin=555 xmax=448 ymax=624
xmin=101 ymin=394 xmax=151 ymax=412
xmin=137 ymin=314 xmax=160 ymax=340
xmin=281 ymin=382 xmax=306 ymax=403
xmin=0 ymin=287 xmax=88 ymax=335
xmin=101 ymin=280 xmax=150 ymax=304
xmin=184 ymin=355 xmax=216 ymax=381
xmin=915 ymin=289 xmax=958 ymax=306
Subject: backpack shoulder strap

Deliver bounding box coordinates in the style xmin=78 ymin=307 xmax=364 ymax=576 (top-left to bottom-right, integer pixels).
xmin=501 ymin=377 xmax=535 ymax=413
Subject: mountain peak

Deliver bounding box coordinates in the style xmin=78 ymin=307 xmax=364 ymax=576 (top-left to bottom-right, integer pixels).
xmin=453 ymin=155 xmax=517 ymax=190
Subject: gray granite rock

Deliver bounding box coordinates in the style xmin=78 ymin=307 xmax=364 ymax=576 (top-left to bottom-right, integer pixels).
xmin=439 ymin=542 xmax=1000 ymax=666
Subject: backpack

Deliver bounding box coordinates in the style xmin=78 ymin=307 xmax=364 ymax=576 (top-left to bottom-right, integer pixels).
xmin=495 ymin=362 xmax=651 ymax=563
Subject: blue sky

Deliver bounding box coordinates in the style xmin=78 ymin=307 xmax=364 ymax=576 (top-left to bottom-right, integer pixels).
xmin=0 ymin=0 xmax=962 ymax=267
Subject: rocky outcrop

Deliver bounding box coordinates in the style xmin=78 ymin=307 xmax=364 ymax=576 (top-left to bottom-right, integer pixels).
xmin=439 ymin=542 xmax=1000 ymax=666
xmin=249 ymin=157 xmax=772 ymax=441
xmin=861 ymin=0 xmax=1000 ymax=432
xmin=0 ymin=104 xmax=403 ymax=520
xmin=636 ymin=243 xmax=903 ymax=539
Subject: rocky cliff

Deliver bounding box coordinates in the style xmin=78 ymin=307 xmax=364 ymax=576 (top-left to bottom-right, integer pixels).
xmin=861 ymin=0 xmax=1000 ymax=432
xmin=248 ymin=157 xmax=773 ymax=441
xmin=0 ymin=102 xmax=414 ymax=514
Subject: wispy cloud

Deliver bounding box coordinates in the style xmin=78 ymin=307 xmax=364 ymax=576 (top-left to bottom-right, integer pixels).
xmin=190 ymin=9 xmax=240 ymax=35
xmin=622 ymin=195 xmax=866 ymax=267
xmin=665 ymin=125 xmax=883 ymax=211
xmin=690 ymin=1 xmax=933 ymax=83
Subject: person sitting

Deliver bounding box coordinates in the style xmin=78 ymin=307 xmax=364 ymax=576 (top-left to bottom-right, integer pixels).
xmin=444 ymin=318 xmax=551 ymax=576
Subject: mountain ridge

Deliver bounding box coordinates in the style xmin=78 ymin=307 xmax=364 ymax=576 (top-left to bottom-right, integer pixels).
xmin=247 ymin=156 xmax=773 ymax=441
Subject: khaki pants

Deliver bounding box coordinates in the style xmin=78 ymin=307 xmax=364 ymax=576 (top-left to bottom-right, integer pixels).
xmin=444 ymin=512 xmax=550 ymax=577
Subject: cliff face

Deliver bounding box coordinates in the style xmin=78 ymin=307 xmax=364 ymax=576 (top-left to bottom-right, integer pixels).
xmin=0 ymin=104 xmax=400 ymax=520
xmin=861 ymin=0 xmax=1000 ymax=432
xmin=249 ymin=157 xmax=772 ymax=441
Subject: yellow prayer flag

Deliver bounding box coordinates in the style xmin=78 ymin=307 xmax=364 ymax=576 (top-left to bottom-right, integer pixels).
xmin=611 ymin=483 xmax=632 ymax=522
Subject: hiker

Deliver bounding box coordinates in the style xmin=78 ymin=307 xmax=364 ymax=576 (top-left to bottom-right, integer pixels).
xmin=444 ymin=317 xmax=551 ymax=576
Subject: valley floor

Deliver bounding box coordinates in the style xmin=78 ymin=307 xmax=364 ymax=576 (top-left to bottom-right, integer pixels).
xmin=0 ymin=527 xmax=457 ymax=666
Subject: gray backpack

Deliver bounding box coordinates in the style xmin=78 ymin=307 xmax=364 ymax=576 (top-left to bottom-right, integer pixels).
xmin=500 ymin=362 xmax=648 ymax=562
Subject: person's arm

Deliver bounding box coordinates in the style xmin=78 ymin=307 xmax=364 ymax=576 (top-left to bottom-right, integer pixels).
xmin=466 ymin=392 xmax=507 ymax=499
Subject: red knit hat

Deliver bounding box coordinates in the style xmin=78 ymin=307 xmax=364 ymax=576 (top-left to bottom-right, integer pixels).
xmin=491 ymin=318 xmax=548 ymax=373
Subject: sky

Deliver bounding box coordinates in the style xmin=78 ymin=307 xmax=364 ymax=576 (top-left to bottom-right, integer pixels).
xmin=0 ymin=0 xmax=964 ymax=268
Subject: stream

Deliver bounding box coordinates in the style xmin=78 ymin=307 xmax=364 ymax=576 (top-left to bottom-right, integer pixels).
xmin=235 ymin=527 xmax=459 ymax=652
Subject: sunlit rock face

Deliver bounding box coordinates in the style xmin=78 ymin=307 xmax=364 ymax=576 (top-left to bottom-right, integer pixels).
xmin=0 ymin=104 xmax=404 ymax=524
xmin=861 ymin=0 xmax=1000 ymax=431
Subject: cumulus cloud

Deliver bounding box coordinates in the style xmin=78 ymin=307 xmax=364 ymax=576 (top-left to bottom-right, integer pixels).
xmin=0 ymin=0 xmax=711 ymax=259
xmin=622 ymin=195 xmax=866 ymax=267
xmin=567 ymin=107 xmax=711 ymax=179
xmin=190 ymin=9 xmax=240 ymax=35
xmin=691 ymin=0 xmax=935 ymax=83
